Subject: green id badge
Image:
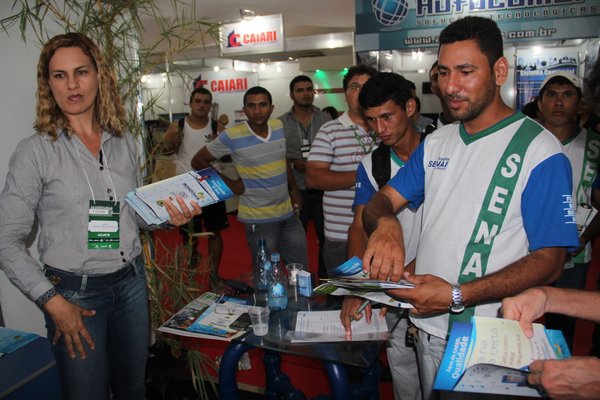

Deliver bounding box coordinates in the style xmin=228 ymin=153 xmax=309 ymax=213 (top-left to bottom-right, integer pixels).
xmin=88 ymin=200 xmax=120 ymax=249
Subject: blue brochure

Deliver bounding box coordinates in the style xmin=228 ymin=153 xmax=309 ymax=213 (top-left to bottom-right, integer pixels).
xmin=434 ymin=316 xmax=570 ymax=397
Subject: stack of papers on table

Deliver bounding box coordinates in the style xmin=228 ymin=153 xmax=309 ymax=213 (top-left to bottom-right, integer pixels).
xmin=288 ymin=310 xmax=389 ymax=343
xmin=126 ymin=167 xmax=233 ymax=226
xmin=158 ymin=292 xmax=252 ymax=341
xmin=314 ymin=256 xmax=414 ymax=308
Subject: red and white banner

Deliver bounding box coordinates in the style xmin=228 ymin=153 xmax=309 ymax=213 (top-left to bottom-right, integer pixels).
xmin=192 ymin=70 xmax=259 ymax=124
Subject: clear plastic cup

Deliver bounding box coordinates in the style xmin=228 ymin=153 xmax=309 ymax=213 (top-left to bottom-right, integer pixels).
xmin=248 ymin=306 xmax=270 ymax=336
xmin=285 ymin=263 xmax=304 ymax=286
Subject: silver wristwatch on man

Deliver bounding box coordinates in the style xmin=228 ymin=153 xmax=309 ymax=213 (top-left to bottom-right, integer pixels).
xmin=450 ymin=284 xmax=465 ymax=313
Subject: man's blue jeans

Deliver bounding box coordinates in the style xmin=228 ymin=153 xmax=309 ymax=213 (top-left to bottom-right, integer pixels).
xmin=323 ymin=239 xmax=349 ymax=277
xmin=43 ymin=257 xmax=149 ymax=400
xmin=245 ymin=214 xmax=308 ymax=273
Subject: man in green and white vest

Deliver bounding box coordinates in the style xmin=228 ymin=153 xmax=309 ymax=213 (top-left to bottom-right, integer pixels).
xmin=537 ymin=71 xmax=600 ymax=349
xmin=360 ymin=17 xmax=579 ymax=399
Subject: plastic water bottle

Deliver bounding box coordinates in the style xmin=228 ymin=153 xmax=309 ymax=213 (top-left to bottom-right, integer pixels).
xmin=255 ymin=239 xmax=270 ymax=293
xmin=267 ymin=253 xmax=288 ymax=310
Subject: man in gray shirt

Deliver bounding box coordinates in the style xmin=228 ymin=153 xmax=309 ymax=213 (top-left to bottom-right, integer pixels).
xmin=279 ymin=75 xmax=331 ymax=280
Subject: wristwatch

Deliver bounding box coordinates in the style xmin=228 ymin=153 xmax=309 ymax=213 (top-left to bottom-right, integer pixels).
xmin=450 ymin=284 xmax=465 ymax=313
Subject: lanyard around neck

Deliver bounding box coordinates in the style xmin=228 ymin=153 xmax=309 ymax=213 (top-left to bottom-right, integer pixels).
xmin=73 ymin=134 xmax=117 ymax=204
xmin=351 ymin=125 xmax=376 ymax=155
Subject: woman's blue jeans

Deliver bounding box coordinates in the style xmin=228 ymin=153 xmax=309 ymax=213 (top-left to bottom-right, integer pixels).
xmin=43 ymin=257 xmax=149 ymax=400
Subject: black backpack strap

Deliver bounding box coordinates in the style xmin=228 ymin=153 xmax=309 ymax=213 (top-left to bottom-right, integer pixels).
xmin=423 ymin=120 xmax=437 ymax=138
xmin=178 ymin=117 xmax=219 ymax=137
xmin=371 ymin=144 xmax=391 ymax=189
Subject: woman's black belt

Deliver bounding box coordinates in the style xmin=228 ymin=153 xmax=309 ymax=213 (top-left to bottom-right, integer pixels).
xmin=43 ymin=262 xmax=135 ymax=291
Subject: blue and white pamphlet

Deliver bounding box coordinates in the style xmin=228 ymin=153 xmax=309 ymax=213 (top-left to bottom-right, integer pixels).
xmin=126 ymin=167 xmax=233 ymax=226
xmin=433 ymin=316 xmax=571 ymax=397
xmin=158 ymin=292 xmax=252 ymax=341
xmin=0 ymin=326 xmax=38 ymax=357
xmin=314 ymin=256 xmax=414 ymax=308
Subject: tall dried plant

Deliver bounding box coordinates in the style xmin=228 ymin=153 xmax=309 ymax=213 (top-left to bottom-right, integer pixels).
xmin=143 ymin=232 xmax=217 ymax=396
xmin=2 ymin=1 xmax=222 ymax=397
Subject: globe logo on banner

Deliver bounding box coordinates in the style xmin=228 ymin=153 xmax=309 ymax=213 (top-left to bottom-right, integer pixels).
xmin=371 ymin=0 xmax=409 ymax=26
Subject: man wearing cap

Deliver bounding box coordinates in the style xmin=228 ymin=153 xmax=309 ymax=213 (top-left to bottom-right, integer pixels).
xmin=537 ymin=71 xmax=600 ymax=348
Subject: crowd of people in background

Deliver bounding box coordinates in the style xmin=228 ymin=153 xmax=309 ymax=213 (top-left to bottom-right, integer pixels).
xmin=1 ymin=14 xmax=600 ymax=400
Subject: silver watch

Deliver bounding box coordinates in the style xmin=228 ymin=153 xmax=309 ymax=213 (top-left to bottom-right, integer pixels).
xmin=450 ymin=284 xmax=465 ymax=313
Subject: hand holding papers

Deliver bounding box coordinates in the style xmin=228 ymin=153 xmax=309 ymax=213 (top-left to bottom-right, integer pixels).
xmin=314 ymin=256 xmax=414 ymax=308
xmin=126 ymin=167 xmax=233 ymax=226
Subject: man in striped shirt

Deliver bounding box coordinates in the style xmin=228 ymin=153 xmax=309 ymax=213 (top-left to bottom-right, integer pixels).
xmin=306 ymin=65 xmax=377 ymax=275
xmin=192 ymin=86 xmax=308 ymax=272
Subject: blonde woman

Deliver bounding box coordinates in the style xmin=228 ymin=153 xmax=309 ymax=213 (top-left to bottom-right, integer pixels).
xmin=0 ymin=33 xmax=200 ymax=400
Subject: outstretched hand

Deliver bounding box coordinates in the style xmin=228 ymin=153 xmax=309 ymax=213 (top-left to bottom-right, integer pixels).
xmin=44 ymin=295 xmax=96 ymax=359
xmin=501 ymin=287 xmax=548 ymax=338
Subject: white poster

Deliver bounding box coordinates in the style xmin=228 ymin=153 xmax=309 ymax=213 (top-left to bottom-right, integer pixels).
xmin=219 ymin=14 xmax=284 ymax=56
xmin=191 ymin=70 xmax=259 ymax=126
xmin=515 ymin=52 xmax=578 ymax=111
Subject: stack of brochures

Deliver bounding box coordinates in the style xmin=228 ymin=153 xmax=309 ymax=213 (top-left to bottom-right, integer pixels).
xmin=126 ymin=167 xmax=233 ymax=226
xmin=158 ymin=292 xmax=253 ymax=342
xmin=434 ymin=316 xmax=570 ymax=397
xmin=314 ymin=256 xmax=414 ymax=308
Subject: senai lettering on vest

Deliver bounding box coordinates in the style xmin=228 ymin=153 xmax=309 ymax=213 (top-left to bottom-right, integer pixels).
xmin=461 ymin=152 xmax=523 ymax=279
xmin=578 ymin=136 xmax=600 ymax=203
xmin=427 ymin=156 xmax=449 ymax=169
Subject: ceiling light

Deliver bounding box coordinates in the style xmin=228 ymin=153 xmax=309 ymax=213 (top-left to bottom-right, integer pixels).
xmin=240 ymin=9 xmax=255 ymax=20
